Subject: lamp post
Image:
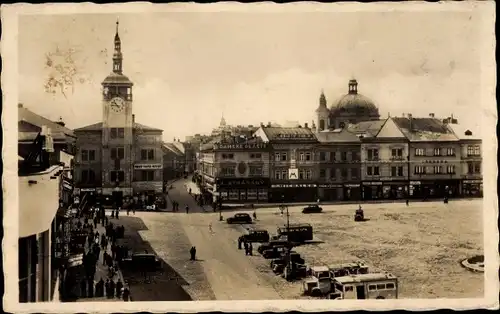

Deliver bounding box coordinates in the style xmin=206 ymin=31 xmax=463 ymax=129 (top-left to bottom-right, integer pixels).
xmin=280 ymin=194 xmax=292 ymax=277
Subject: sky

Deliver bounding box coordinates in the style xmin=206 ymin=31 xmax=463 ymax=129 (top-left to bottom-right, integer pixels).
xmin=18 ymin=8 xmax=488 ymax=141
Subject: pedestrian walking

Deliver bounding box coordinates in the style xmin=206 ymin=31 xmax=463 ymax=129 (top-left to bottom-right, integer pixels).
xmin=116 ymin=208 xmax=120 ymax=219
xmin=244 ymin=241 xmax=249 ymax=256
xmin=238 ymin=236 xmax=243 ymax=249
xmin=122 ymin=287 xmax=130 ymax=301
xmin=116 ymin=279 xmax=123 ymax=298
xmin=185 ymin=205 xmax=189 ymax=214
xmin=93 ymin=216 xmax=98 ymax=229
xmin=248 ymin=242 xmax=253 ymax=256
xmin=208 ymin=222 xmax=213 ymax=233
xmin=189 ymin=246 xmax=196 ymax=260
xmin=109 ymin=279 xmax=116 ymax=297
xmin=105 ymin=279 xmax=111 ymax=298
xmin=406 ymin=199 xmax=409 ymax=206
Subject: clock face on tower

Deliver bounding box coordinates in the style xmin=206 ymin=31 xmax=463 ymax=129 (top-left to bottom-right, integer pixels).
xmin=110 ymin=97 xmax=125 ymax=113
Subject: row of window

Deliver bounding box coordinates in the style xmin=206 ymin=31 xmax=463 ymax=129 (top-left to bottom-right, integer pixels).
xmin=414 ymin=165 xmax=457 ymax=174
xmin=219 ymin=166 xmax=263 ymax=177
xmin=80 ymin=148 xmax=156 ymax=161
xmin=366 ymin=166 xmax=404 ymax=177
xmin=110 ymin=128 xmax=124 ymax=139
xmin=275 ymin=169 xmax=313 ymax=180
xmin=318 ymin=151 xmax=360 ymax=162
xmin=79 ymin=169 xmax=158 ymax=183
xmin=319 ymin=168 xmax=358 ymax=180
xmin=274 ymin=152 xmax=313 ymax=162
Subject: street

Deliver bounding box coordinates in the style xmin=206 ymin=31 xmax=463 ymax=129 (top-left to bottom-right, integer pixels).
xmin=118 ymin=178 xmax=483 ymax=300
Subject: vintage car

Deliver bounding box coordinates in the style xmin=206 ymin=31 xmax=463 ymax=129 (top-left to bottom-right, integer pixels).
xmin=302 ymin=205 xmax=323 ymax=214
xmin=257 ymin=239 xmax=295 ymax=254
xmin=270 ymin=251 xmax=305 ymax=274
xmin=328 ymin=273 xmax=398 ymax=300
xmin=226 ymin=213 xmax=252 ymax=224
xmin=329 ymin=262 xmax=369 ymax=277
xmin=120 ymin=253 xmax=162 ymax=272
xmin=262 ymin=245 xmax=289 ymax=259
xmin=243 ymin=228 xmax=270 ymax=243
xmin=303 ymin=266 xmax=333 ymax=296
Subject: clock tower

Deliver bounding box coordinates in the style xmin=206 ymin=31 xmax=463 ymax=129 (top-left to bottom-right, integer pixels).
xmin=101 ymin=20 xmax=134 ymax=196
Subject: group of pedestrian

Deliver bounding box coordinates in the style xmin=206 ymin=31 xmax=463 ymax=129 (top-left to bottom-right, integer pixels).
xmin=237 ymin=236 xmax=253 ymax=256
xmin=110 ymin=208 xmax=121 ymax=219
xmin=171 ymin=201 xmax=181 ymax=212
xmin=189 ymin=246 xmax=197 ymax=260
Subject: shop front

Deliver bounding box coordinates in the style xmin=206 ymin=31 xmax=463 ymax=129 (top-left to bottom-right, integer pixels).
xmin=269 ymin=183 xmax=318 ymax=203
xmin=343 ymin=183 xmax=361 ymax=201
xmin=318 ymin=183 xmax=344 ymax=201
xmin=217 ymin=178 xmax=270 ymax=203
xmin=362 ymin=181 xmax=383 ymax=200
xmin=381 ymin=181 xmax=408 ymax=199
xmin=461 ymin=179 xmax=483 ymax=197
xmin=409 ymin=179 xmax=460 ymax=199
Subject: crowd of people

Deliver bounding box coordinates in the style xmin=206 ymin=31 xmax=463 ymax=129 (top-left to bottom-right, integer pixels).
xmin=63 ymin=207 xmax=132 ymax=302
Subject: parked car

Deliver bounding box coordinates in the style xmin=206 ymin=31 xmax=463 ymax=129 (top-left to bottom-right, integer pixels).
xmin=120 ymin=253 xmax=162 ymax=272
xmin=257 ymin=239 xmax=295 ymax=254
xmin=302 ymin=205 xmax=323 ymax=214
xmin=262 ymin=245 xmax=289 ymax=259
xmin=227 ymin=213 xmax=252 ymax=224
xmin=243 ymin=228 xmax=270 ymax=243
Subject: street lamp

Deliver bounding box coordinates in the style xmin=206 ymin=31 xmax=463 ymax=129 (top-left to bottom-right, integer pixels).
xmin=280 ymin=194 xmax=292 ymax=278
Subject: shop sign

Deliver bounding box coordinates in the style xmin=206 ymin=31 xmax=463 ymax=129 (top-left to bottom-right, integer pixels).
xmin=410 ymin=181 xmax=421 ymax=185
xmin=363 ymin=182 xmax=383 ymax=186
xmin=383 ymin=182 xmax=407 ymax=186
xmin=217 ymin=178 xmax=270 ymax=188
xmin=288 ymin=168 xmax=299 ymax=180
xmin=463 ymin=180 xmax=482 ymax=184
xmin=276 ymin=133 xmax=315 ymax=140
xmin=214 ymin=143 xmax=268 ymax=150
xmin=134 ymin=164 xmax=162 ymax=170
xmin=81 ymin=188 xmax=96 ymax=192
xmin=318 ymin=184 xmax=343 ymax=188
xmin=67 ymin=254 xmax=83 ymax=267
xmin=271 ymin=183 xmax=317 ymax=188
xmin=344 ymin=184 xmax=360 ymax=188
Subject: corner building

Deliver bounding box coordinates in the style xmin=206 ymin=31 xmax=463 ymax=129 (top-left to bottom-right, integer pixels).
xmin=74 ymin=22 xmax=163 ymax=204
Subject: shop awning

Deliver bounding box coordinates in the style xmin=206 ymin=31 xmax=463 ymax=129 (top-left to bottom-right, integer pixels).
xmin=19 ymin=165 xmax=62 ymax=238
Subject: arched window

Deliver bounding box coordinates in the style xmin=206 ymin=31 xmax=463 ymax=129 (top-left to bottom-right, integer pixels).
xmin=319 ymin=119 xmax=325 ymax=131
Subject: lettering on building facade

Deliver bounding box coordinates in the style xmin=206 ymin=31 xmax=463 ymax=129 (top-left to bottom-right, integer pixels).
xmin=271 ymin=184 xmax=318 ymax=188
xmin=214 ymin=143 xmax=268 ymax=150
xmin=276 ymin=133 xmax=314 ymax=139
xmin=217 ymin=178 xmax=270 ymax=188
xmin=134 ymin=164 xmax=163 ymax=170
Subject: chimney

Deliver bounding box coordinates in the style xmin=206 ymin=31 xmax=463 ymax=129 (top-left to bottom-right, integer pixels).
xmin=429 ymin=113 xmax=435 ymax=118
xmin=18 ymin=103 xmax=23 ymax=108
xmin=304 ymin=123 xmax=309 ymax=129
xmin=132 ymin=114 xmax=135 ymax=124
xmin=267 ymin=122 xmax=271 ymax=127
xmin=55 ymin=116 xmax=66 ymax=127
xmin=408 ymin=114 xmax=413 ymax=131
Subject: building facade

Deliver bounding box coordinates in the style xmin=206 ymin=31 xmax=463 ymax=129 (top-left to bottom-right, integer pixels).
xmin=393 ymin=115 xmax=462 ymax=199
xmin=255 ymin=125 xmax=319 ymax=202
xmin=359 ymin=118 xmax=410 ymax=200
xmin=199 ymin=135 xmax=271 ymax=203
xmin=315 ymin=129 xmax=362 ymax=201
xmin=74 ymin=21 xmax=163 ymax=205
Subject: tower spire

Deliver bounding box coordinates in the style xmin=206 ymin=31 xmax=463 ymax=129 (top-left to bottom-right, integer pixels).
xmin=112 ymin=19 xmax=123 ymax=74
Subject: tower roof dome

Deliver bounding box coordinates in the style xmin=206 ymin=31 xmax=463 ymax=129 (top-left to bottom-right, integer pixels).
xmin=331 ymin=79 xmax=379 ymax=116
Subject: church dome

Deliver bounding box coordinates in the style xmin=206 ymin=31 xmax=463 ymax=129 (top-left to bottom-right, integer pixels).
xmin=331 ymin=80 xmax=378 ymax=116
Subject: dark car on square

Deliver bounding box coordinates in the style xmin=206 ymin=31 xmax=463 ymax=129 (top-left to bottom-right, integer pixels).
xmin=227 ymin=213 xmax=252 ymax=224
xmin=243 ymin=228 xmax=270 ymax=243
xmin=120 ymin=253 xmax=162 ymax=272
xmin=302 ymin=205 xmax=323 ymax=214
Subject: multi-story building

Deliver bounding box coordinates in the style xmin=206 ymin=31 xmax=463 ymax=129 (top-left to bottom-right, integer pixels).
xmin=393 ymin=115 xmax=462 ymax=199
xmin=355 ymin=118 xmax=410 ymax=200
xmin=315 ymin=128 xmax=361 ymax=201
xmin=199 ymin=133 xmax=270 ymax=203
xmin=255 ymin=124 xmax=318 ymax=202
xmin=74 ymin=21 xmax=163 ymax=206
xmin=449 ymin=123 xmax=483 ymax=197
xmin=162 ymin=141 xmax=186 ymax=181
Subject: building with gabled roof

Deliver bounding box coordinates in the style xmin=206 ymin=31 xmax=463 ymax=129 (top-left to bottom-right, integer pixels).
xmin=73 ymin=21 xmax=164 ymax=206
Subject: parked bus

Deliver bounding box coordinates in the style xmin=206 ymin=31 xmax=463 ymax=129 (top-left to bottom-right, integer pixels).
xmin=277 ymin=223 xmax=313 ymax=242
xmin=328 ymin=273 xmax=398 ymax=300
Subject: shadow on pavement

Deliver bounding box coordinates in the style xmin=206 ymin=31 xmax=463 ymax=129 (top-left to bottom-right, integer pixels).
xmin=114 ymin=216 xmax=193 ymax=301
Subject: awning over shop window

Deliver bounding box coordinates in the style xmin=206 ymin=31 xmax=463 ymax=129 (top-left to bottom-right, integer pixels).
xmin=19 ymin=165 xmax=62 ymax=238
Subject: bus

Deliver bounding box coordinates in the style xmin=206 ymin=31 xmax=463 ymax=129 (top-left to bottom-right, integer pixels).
xmin=328 ymin=273 xmax=398 ymax=300
xmin=277 ymin=223 xmax=313 ymax=242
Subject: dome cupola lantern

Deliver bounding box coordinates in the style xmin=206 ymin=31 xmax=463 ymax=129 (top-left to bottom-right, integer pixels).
xmin=348 ymin=79 xmax=358 ymax=94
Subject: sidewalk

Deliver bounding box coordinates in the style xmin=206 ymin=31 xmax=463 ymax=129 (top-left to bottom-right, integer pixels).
xmin=70 ymin=213 xmax=128 ymax=302
xmin=221 ymin=197 xmax=482 ymax=209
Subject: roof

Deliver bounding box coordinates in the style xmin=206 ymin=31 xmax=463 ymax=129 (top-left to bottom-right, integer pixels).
xmin=448 ymin=123 xmax=482 ymax=141
xmin=334 ymin=273 xmax=397 ymax=284
xmin=332 ymin=93 xmax=378 ymax=113
xmin=162 ymin=142 xmax=185 ymax=156
xmin=101 ymin=72 xmax=134 ymax=85
xmin=260 ymin=127 xmax=317 ymax=142
xmin=316 ymin=128 xmax=361 ymax=143
xmin=74 ymin=122 xmax=163 ymax=132
xmin=347 ymin=120 xmax=386 ymax=138
xmin=392 ymin=117 xmax=459 ymax=142
xmin=19 ymin=165 xmax=63 ymax=238
xmin=18 ymin=131 xmax=68 ymax=142
xmin=18 ymin=105 xmax=75 ymax=138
